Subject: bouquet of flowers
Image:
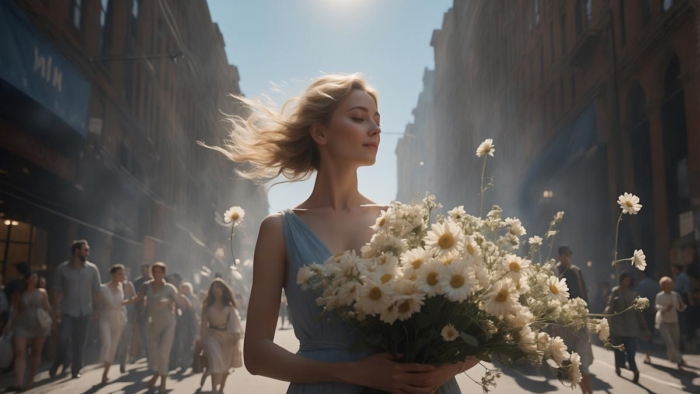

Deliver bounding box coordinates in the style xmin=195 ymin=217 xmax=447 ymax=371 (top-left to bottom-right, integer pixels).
xmin=297 ymin=139 xmax=648 ymax=392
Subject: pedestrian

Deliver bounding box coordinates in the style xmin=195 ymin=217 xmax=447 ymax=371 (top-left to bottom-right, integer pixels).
xmin=636 ymin=269 xmax=660 ymax=364
xmin=125 ymin=262 xmax=191 ymax=391
xmin=671 ymin=264 xmax=692 ymax=350
xmin=4 ymin=262 xmax=31 ymax=315
xmin=132 ymin=262 xmax=152 ymax=359
xmin=98 ymin=264 xmax=129 ymax=384
xmin=167 ymin=273 xmax=185 ymax=371
xmin=604 ymin=272 xmax=650 ymax=383
xmin=553 ymin=246 xmax=593 ymax=394
xmin=178 ymin=282 xmax=200 ymax=371
xmin=592 ymin=281 xmax=610 ymax=314
xmin=3 ymin=271 xmax=54 ymax=391
xmin=655 ymin=276 xmax=687 ymax=370
xmin=115 ymin=270 xmax=137 ymax=373
xmin=197 ymin=278 xmax=242 ymax=394
xmin=50 ymin=240 xmax=101 ymax=379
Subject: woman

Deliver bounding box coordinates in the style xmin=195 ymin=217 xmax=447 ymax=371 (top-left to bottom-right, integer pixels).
xmin=126 ymin=262 xmax=191 ymax=391
xmin=179 ymin=282 xmax=200 ymax=371
xmin=3 ymin=271 xmax=54 ymax=391
xmin=655 ymin=276 xmax=687 ymax=370
xmin=213 ymin=74 xmax=477 ymax=393
xmin=99 ymin=264 xmax=129 ymax=384
xmin=604 ymin=272 xmax=649 ymax=383
xmin=197 ymin=279 xmax=241 ymax=393
xmin=115 ymin=271 xmax=137 ymax=373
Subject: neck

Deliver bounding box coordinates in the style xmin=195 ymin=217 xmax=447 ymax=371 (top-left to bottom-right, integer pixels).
xmin=111 ymin=279 xmax=120 ymax=286
xmin=71 ymin=256 xmax=83 ymax=266
xmin=153 ymin=278 xmax=163 ymax=285
xmin=25 ymin=285 xmax=35 ymax=292
xmin=306 ymin=165 xmax=363 ymax=211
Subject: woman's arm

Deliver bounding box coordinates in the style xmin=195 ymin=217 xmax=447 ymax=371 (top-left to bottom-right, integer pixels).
xmin=199 ymin=307 xmax=208 ymax=343
xmin=39 ymin=289 xmax=55 ymax=321
xmin=176 ymin=292 xmax=192 ymax=310
xmin=3 ymin=295 xmax=20 ymax=333
xmin=123 ymin=283 xmax=147 ymax=306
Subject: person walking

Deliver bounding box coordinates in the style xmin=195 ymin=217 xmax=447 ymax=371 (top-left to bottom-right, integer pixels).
xmin=98 ymin=265 xmax=129 ymax=384
xmin=132 ymin=262 xmax=152 ymax=359
xmin=50 ymin=240 xmax=101 ymax=379
xmin=4 ymin=271 xmax=54 ymax=391
xmin=198 ymin=278 xmax=242 ymax=394
xmin=178 ymin=282 xmax=200 ymax=371
xmin=604 ymin=272 xmax=650 ymax=383
xmin=125 ymin=262 xmax=190 ymax=391
xmin=115 ymin=271 xmax=137 ymax=373
xmin=655 ymin=276 xmax=687 ymax=370
xmin=636 ymin=269 xmax=660 ymax=364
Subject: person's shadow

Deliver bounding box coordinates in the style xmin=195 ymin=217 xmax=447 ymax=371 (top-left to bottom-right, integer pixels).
xmin=648 ymin=362 xmax=700 ymax=393
xmin=497 ymin=363 xmax=559 ymax=393
xmin=80 ymin=366 xmax=152 ymax=394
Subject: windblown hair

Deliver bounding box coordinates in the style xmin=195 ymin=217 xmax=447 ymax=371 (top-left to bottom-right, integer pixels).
xmin=203 ymin=278 xmax=237 ymax=310
xmin=203 ymin=73 xmax=378 ymax=182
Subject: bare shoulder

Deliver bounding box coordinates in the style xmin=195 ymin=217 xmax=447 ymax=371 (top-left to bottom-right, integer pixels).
xmin=256 ymin=214 xmax=285 ymax=256
xmin=38 ymin=288 xmax=48 ymax=296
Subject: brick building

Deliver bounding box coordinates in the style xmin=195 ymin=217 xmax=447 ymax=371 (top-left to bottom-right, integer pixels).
xmin=401 ymin=0 xmax=699 ymax=277
xmin=0 ymin=0 xmax=268 ymax=284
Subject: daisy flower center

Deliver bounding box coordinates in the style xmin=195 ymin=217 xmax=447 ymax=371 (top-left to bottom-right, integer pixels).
xmin=509 ymin=262 xmax=521 ymax=272
xmin=231 ymin=213 xmax=240 ymax=220
xmin=411 ymin=259 xmax=423 ymax=269
xmin=450 ymin=274 xmax=465 ymax=288
xmin=380 ymin=274 xmax=393 ymax=284
xmin=625 ymin=201 xmax=633 ymax=208
xmin=427 ymin=272 xmax=439 ymax=286
xmin=549 ymin=285 xmax=560 ymax=294
xmin=495 ymin=288 xmax=510 ymax=303
xmin=438 ymin=233 xmax=455 ymax=249
xmin=466 ymin=244 xmax=475 ymax=255
xmin=379 ymin=218 xmax=386 ymax=226
xmin=398 ymin=301 xmax=411 ymax=314
xmin=369 ymin=287 xmax=382 ymax=300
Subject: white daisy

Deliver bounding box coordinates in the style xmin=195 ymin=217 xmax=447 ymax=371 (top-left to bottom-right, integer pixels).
xmin=596 ymin=318 xmax=610 ymax=342
xmin=505 ymin=218 xmax=527 ymax=236
xmin=336 ymin=281 xmax=360 ymax=306
xmin=546 ymin=230 xmax=558 ymax=238
xmin=473 ymin=264 xmax=490 ymax=289
xmin=476 ymin=138 xmax=495 ymax=157
xmin=425 ymin=221 xmax=464 ymax=257
xmin=441 ymin=324 xmax=459 ymax=342
xmin=379 ymin=236 xmax=409 ymax=257
xmin=356 ymin=275 xmax=394 ymax=315
xmin=370 ymin=209 xmax=393 ymax=232
xmin=617 ymin=193 xmax=642 ymax=215
xmin=514 ymin=277 xmax=531 ymax=295
xmin=518 ymin=326 xmax=537 ymax=353
xmin=401 ymin=248 xmax=430 ymax=271
xmin=463 ymin=236 xmax=482 ymax=263
xmin=437 ymin=259 xmax=478 ymax=302
xmin=379 ymin=303 xmax=400 ymax=324
xmin=528 ymin=236 xmax=543 ymax=246
xmin=361 ymin=233 xmax=388 ymax=258
xmin=416 ymin=259 xmax=444 ymax=297
xmin=536 ymin=332 xmax=550 ymax=352
xmin=632 ymin=249 xmax=647 ymax=271
xmin=296 ymin=266 xmax=316 ymax=291
xmin=448 ymin=206 xmax=468 ymax=220
xmin=394 ymin=280 xmax=425 ymax=321
xmin=502 ymin=254 xmax=531 ymax=280
xmin=545 ymin=276 xmax=570 ymax=304
xmin=481 ymin=278 xmax=519 ymax=318
xmin=507 ymin=305 xmax=534 ymax=328
xmin=224 ymin=206 xmax=245 ymax=226
xmin=568 ymin=352 xmax=583 ymax=386
xmin=547 ymin=336 xmax=569 ymax=366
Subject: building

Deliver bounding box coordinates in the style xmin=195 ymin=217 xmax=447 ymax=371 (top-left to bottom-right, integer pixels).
xmin=405 ymin=0 xmax=699 ymax=277
xmin=0 ymin=0 xmax=268 ymax=284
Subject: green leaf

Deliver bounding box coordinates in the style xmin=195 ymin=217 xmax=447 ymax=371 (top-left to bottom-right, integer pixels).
xmin=459 ymin=332 xmax=479 ymax=348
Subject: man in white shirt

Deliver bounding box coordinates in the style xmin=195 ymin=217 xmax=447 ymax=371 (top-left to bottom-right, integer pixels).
xmin=655 ymin=276 xmax=687 ymax=370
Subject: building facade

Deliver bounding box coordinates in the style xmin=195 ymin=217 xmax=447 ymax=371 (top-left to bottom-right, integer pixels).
xmin=404 ymin=0 xmax=699 ymax=277
xmin=0 ymin=0 xmax=268 ymax=284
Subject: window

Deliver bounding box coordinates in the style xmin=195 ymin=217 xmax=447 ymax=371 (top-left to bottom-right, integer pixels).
xmin=560 ymin=13 xmax=567 ymax=55
xmin=131 ymin=0 xmax=140 ymax=38
xmin=550 ymin=22 xmax=555 ymax=63
xmin=70 ymin=0 xmax=83 ymax=30
xmin=619 ymin=0 xmax=627 ymax=47
xmin=570 ymin=74 xmax=576 ymax=105
xmin=663 ymin=0 xmax=674 ymax=12
xmin=0 ymin=221 xmax=49 ymax=275
xmin=99 ymin=0 xmax=113 ymax=55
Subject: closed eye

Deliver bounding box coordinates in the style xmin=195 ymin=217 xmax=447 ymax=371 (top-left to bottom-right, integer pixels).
xmin=352 ymin=117 xmax=364 ymax=122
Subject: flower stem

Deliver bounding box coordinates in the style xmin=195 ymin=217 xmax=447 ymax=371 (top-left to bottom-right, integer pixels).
xmin=612 ymin=211 xmax=623 ymax=278
xmin=230 ymin=226 xmax=237 ymax=266
xmin=479 ymin=155 xmax=488 ymax=217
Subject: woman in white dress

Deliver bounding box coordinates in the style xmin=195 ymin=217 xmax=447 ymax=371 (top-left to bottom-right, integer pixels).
xmin=99 ymin=264 xmax=128 ymax=384
xmin=198 ymin=278 xmax=241 ymax=394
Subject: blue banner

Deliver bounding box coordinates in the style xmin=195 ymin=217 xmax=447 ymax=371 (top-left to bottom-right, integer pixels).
xmin=0 ymin=0 xmax=90 ymax=138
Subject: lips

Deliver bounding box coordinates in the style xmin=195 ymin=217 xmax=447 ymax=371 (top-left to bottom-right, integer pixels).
xmin=363 ymin=143 xmax=379 ymax=150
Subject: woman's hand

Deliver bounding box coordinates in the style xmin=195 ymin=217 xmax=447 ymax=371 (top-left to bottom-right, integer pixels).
xmin=351 ymin=353 xmax=436 ymax=394
xmin=409 ymin=357 xmax=480 ymax=392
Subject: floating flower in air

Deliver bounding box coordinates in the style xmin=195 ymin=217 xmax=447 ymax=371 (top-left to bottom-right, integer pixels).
xmin=617 ymin=193 xmax=642 ymax=215
xmin=224 ymin=206 xmax=245 ymax=265
xmin=632 ymin=249 xmax=647 ymax=271
xmin=476 ymin=139 xmax=495 ymax=157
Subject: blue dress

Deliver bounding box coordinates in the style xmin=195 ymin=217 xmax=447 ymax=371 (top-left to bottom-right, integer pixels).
xmin=281 ymin=210 xmax=461 ymax=394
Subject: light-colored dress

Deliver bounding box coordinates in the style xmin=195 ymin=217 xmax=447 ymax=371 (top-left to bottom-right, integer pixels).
xmin=144 ymin=281 xmax=178 ymax=375
xmin=14 ymin=290 xmax=50 ymax=339
xmin=281 ymin=210 xmax=461 ymax=394
xmin=99 ymin=284 xmax=127 ymax=363
xmin=204 ymin=305 xmax=240 ymax=374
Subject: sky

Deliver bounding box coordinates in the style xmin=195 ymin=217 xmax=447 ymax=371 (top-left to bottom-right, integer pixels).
xmin=207 ymin=0 xmax=453 ymax=215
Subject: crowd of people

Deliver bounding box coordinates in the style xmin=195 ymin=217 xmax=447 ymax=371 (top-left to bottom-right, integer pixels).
xmin=0 ymin=240 xmax=246 ymax=393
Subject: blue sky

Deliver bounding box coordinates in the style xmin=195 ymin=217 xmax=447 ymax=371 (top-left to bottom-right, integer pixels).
xmin=207 ymin=0 xmax=452 ymax=215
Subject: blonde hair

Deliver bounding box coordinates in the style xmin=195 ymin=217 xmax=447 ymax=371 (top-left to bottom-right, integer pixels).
xmin=659 ymin=276 xmax=673 ymax=287
xmin=204 ymin=73 xmax=378 ymax=182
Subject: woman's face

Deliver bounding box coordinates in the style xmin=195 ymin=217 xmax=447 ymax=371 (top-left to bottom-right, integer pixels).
xmin=662 ymin=280 xmax=674 ymax=292
xmin=25 ymin=273 xmax=38 ymax=287
xmin=180 ymin=285 xmax=191 ymax=296
xmin=621 ymin=277 xmax=631 ymax=288
xmin=152 ymin=267 xmax=165 ymax=281
xmin=212 ymin=284 xmax=223 ymax=299
xmin=112 ymin=269 xmax=125 ymax=283
xmin=318 ymin=89 xmax=381 ymax=167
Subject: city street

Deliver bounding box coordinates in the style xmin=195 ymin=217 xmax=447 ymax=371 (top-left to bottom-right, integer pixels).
xmin=2 ymin=319 xmax=698 ymax=394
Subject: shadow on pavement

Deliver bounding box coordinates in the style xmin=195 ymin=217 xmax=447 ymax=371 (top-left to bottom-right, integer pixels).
xmin=497 ymin=364 xmax=559 ymax=393
xmin=648 ymin=362 xmax=700 ymax=393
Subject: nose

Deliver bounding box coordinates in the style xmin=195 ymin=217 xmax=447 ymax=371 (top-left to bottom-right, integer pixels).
xmin=369 ymin=121 xmax=381 ymax=136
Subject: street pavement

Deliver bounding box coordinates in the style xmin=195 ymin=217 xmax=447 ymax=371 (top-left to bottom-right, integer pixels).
xmin=2 ymin=319 xmax=699 ymax=394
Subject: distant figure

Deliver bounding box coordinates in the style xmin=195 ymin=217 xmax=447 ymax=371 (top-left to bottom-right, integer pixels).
xmin=98 ymin=265 xmax=128 ymax=384
xmin=50 ymin=240 xmax=101 ymax=379
xmin=553 ymin=246 xmax=593 ymax=394
xmin=592 ymin=281 xmax=610 ymax=314
xmin=132 ymin=262 xmax=152 ymax=359
xmin=655 ymin=276 xmax=687 ymax=371
xmin=3 ymin=271 xmax=54 ymax=391
xmin=636 ymin=269 xmax=660 ymax=364
xmin=115 ymin=270 xmax=136 ymax=373
xmin=605 ymin=272 xmax=649 ymax=383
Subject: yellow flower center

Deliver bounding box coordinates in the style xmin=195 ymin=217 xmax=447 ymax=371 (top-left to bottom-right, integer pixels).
xmin=398 ymin=301 xmax=411 ymax=314
xmin=427 ymin=272 xmax=439 ymax=286
xmin=550 ymin=285 xmax=559 ymax=294
xmin=450 ymin=274 xmax=465 ymax=289
xmin=625 ymin=201 xmax=633 ymax=208
xmin=380 ymin=274 xmax=393 ymax=284
xmin=411 ymin=259 xmax=423 ymax=270
xmin=509 ymin=262 xmax=521 ymax=272
xmin=495 ymin=289 xmax=510 ymax=303
xmin=438 ymin=233 xmax=455 ymax=249
xmin=466 ymin=244 xmax=475 ymax=255
xmin=369 ymin=287 xmax=382 ymax=300
xmin=379 ymin=217 xmax=386 ymax=226
xmin=231 ymin=213 xmax=240 ymax=220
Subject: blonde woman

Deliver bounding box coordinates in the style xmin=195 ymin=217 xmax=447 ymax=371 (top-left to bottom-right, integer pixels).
xmin=655 ymin=276 xmax=687 ymax=370
xmin=125 ymin=262 xmax=191 ymax=391
xmin=209 ymin=74 xmax=477 ymax=393
xmin=98 ymin=264 xmax=128 ymax=384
